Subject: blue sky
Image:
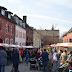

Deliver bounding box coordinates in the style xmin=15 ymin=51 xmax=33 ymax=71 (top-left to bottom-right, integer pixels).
xmin=0 ymin=0 xmax=72 ymax=37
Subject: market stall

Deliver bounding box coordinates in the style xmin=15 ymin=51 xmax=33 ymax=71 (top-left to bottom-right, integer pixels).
xmin=55 ymin=43 xmax=72 ymax=53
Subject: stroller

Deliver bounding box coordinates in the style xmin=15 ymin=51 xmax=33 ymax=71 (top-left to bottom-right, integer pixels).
xmin=56 ymin=63 xmax=69 ymax=72
xmin=30 ymin=58 xmax=38 ymax=70
xmin=38 ymin=57 xmax=43 ymax=71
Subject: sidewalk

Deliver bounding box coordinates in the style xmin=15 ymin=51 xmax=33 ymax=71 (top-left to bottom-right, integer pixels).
xmin=5 ymin=61 xmax=42 ymax=72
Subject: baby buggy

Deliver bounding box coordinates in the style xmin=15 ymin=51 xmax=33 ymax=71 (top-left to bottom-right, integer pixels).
xmin=30 ymin=58 xmax=38 ymax=70
xmin=38 ymin=57 xmax=43 ymax=71
xmin=56 ymin=63 xmax=69 ymax=72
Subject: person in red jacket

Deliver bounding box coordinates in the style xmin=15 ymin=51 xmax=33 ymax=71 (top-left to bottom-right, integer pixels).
xmin=19 ymin=48 xmax=23 ymax=60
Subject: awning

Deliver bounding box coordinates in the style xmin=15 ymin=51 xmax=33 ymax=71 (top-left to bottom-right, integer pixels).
xmin=55 ymin=43 xmax=72 ymax=48
xmin=55 ymin=43 xmax=62 ymax=46
xmin=0 ymin=43 xmax=10 ymax=47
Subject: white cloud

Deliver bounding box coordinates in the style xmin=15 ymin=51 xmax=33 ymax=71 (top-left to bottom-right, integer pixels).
xmin=6 ymin=0 xmax=21 ymax=3
xmin=26 ymin=14 xmax=72 ymax=24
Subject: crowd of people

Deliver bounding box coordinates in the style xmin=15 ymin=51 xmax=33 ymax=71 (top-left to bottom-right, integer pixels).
xmin=0 ymin=46 xmax=72 ymax=72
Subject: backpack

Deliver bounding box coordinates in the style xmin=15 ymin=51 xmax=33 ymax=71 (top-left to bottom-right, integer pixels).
xmin=53 ymin=54 xmax=58 ymax=61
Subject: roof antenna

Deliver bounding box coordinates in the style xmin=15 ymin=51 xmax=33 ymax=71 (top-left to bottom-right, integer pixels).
xmin=52 ymin=24 xmax=54 ymax=30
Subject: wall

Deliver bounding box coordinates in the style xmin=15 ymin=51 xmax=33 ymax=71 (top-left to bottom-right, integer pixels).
xmin=15 ymin=25 xmax=26 ymax=46
xmin=33 ymin=30 xmax=41 ymax=47
xmin=26 ymin=27 xmax=33 ymax=46
xmin=63 ymin=33 xmax=72 ymax=43
xmin=0 ymin=17 xmax=15 ymax=44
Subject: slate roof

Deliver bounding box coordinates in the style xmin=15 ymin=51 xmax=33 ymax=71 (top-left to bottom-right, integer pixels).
xmin=63 ymin=27 xmax=72 ymax=37
xmin=0 ymin=6 xmax=7 ymax=10
xmin=0 ymin=6 xmax=16 ymax=24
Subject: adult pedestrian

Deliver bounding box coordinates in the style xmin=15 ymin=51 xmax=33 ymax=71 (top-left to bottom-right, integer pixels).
xmin=57 ymin=50 xmax=63 ymax=67
xmin=6 ymin=48 xmax=11 ymax=64
xmin=26 ymin=52 xmax=29 ymax=65
xmin=0 ymin=46 xmax=7 ymax=72
xmin=53 ymin=50 xmax=58 ymax=72
xmin=12 ymin=48 xmax=19 ymax=72
xmin=60 ymin=50 xmax=67 ymax=63
xmin=19 ymin=48 xmax=23 ymax=60
xmin=41 ymin=49 xmax=49 ymax=72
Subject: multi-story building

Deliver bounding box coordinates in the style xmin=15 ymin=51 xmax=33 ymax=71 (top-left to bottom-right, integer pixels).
xmin=33 ymin=29 xmax=42 ymax=47
xmin=13 ymin=15 xmax=26 ymax=46
xmin=63 ymin=27 xmax=72 ymax=43
xmin=0 ymin=6 xmax=15 ymax=44
xmin=23 ymin=16 xmax=33 ymax=46
xmin=36 ymin=27 xmax=59 ymax=46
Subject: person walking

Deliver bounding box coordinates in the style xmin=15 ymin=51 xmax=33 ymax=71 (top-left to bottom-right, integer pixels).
xmin=41 ymin=49 xmax=49 ymax=72
xmin=26 ymin=52 xmax=29 ymax=65
xmin=12 ymin=48 xmax=19 ymax=72
xmin=60 ymin=50 xmax=67 ymax=63
xmin=57 ymin=50 xmax=63 ymax=67
xmin=19 ymin=48 xmax=23 ymax=60
xmin=52 ymin=50 xmax=58 ymax=72
xmin=0 ymin=46 xmax=7 ymax=72
xmin=6 ymin=48 xmax=11 ymax=64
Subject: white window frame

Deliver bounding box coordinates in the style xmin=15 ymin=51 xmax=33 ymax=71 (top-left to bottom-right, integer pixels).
xmin=8 ymin=13 xmax=11 ymax=19
xmin=5 ymin=38 xmax=9 ymax=44
xmin=1 ymin=9 xmax=5 ymax=15
xmin=11 ymin=26 xmax=13 ymax=35
xmin=22 ymin=23 xmax=25 ymax=28
xmin=6 ymin=24 xmax=8 ymax=34
xmin=10 ymin=39 xmax=13 ymax=44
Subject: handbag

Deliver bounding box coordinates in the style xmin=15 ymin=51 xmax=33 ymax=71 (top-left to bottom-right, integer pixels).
xmin=19 ymin=54 xmax=22 ymax=62
xmin=53 ymin=54 xmax=57 ymax=61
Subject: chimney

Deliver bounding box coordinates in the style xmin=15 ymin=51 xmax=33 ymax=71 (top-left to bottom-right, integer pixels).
xmin=23 ymin=16 xmax=27 ymax=23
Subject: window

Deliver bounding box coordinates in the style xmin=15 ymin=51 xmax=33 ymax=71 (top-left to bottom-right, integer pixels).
xmin=31 ymin=38 xmax=32 ymax=41
xmin=11 ymin=26 xmax=13 ymax=35
xmin=27 ymin=37 xmax=28 ymax=41
xmin=0 ymin=21 xmax=2 ymax=31
xmin=15 ymin=42 xmax=18 ymax=45
xmin=20 ymin=43 xmax=21 ymax=46
xmin=14 ymin=17 xmax=19 ymax=24
xmin=69 ymin=39 xmax=72 ymax=42
xmin=10 ymin=39 xmax=13 ymax=44
xmin=23 ymin=33 xmax=25 ymax=39
xmin=8 ymin=14 xmax=11 ymax=19
xmin=1 ymin=9 xmax=5 ymax=15
xmin=22 ymin=23 xmax=25 ymax=28
xmin=6 ymin=24 xmax=8 ymax=33
xmin=19 ymin=32 xmax=22 ymax=38
xmin=67 ymin=39 xmax=68 ymax=43
xmin=5 ymin=38 xmax=9 ymax=44
xmin=16 ymin=30 xmax=18 ymax=37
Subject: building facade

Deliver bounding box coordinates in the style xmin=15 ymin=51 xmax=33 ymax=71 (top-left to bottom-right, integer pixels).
xmin=23 ymin=16 xmax=33 ymax=46
xmin=63 ymin=28 xmax=72 ymax=43
xmin=0 ymin=6 xmax=15 ymax=44
xmin=13 ymin=15 xmax=26 ymax=46
xmin=33 ymin=30 xmax=42 ymax=47
xmin=36 ymin=28 xmax=59 ymax=46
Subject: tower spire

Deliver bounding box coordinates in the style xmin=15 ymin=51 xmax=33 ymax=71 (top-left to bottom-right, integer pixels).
xmin=52 ymin=25 xmax=54 ymax=30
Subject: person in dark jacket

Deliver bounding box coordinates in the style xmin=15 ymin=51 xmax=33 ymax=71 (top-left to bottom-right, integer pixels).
xmin=6 ymin=48 xmax=11 ymax=64
xmin=0 ymin=46 xmax=7 ymax=72
xmin=41 ymin=49 xmax=49 ymax=72
xmin=12 ymin=48 xmax=19 ymax=72
xmin=26 ymin=52 xmax=29 ymax=65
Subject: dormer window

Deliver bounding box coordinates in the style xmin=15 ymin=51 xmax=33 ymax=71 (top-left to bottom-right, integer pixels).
xmin=1 ymin=9 xmax=5 ymax=15
xmin=8 ymin=13 xmax=11 ymax=19
xmin=18 ymin=20 xmax=22 ymax=26
xmin=13 ymin=17 xmax=19 ymax=24
xmin=22 ymin=23 xmax=25 ymax=28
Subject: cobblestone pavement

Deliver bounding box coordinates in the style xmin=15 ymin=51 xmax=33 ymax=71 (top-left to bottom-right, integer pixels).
xmin=5 ymin=61 xmax=42 ymax=72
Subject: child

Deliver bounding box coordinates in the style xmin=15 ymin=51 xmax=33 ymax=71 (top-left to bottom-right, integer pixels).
xmin=60 ymin=60 xmax=64 ymax=66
